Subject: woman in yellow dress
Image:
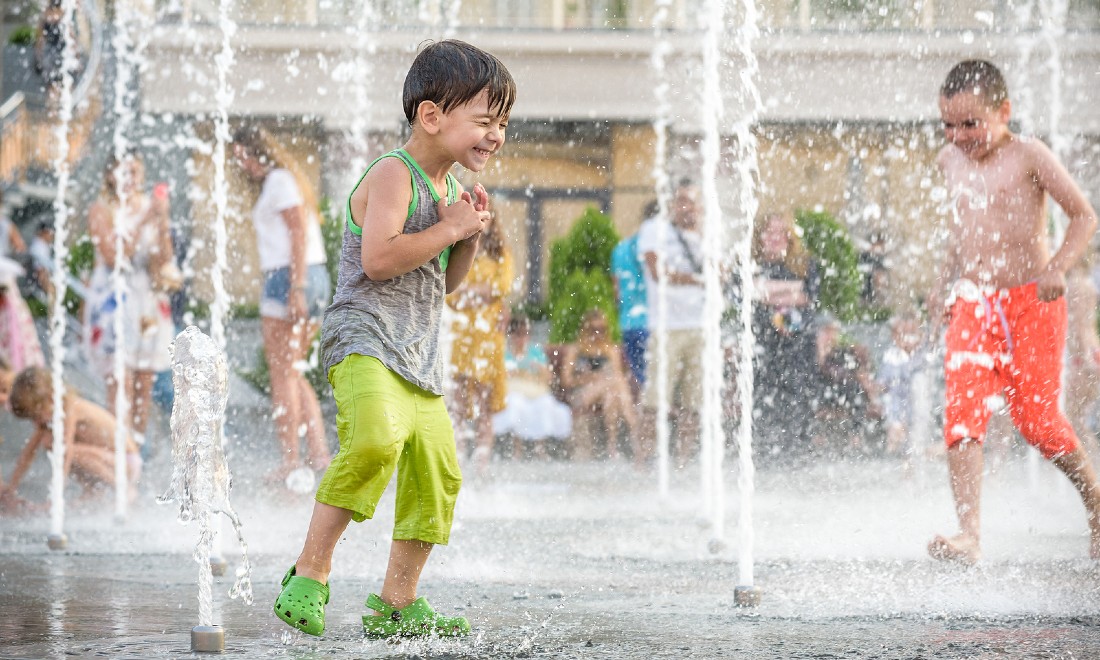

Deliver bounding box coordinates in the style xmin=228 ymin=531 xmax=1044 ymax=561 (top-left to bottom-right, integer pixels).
xmin=448 ymin=210 xmax=513 ymax=477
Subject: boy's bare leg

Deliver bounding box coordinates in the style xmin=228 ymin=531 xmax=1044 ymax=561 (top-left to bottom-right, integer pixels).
xmin=294 ymin=501 xmax=355 ymax=583
xmin=1050 ymin=447 xmax=1100 ymax=559
xmin=929 ymin=439 xmax=983 ymax=564
xmin=373 ymin=539 xmax=434 ymax=611
xmin=69 ymin=445 xmax=116 ymax=486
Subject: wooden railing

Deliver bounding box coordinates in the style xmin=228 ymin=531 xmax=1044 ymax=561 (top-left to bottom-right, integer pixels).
xmin=0 ymin=92 xmax=28 ymax=187
xmin=1 ymin=0 xmax=103 ymax=191
xmin=0 ymin=90 xmax=97 ymax=189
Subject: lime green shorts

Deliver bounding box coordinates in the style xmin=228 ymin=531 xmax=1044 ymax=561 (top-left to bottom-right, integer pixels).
xmin=316 ymin=354 xmax=462 ymax=545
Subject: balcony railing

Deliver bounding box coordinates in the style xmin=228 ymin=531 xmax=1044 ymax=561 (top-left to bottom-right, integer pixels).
xmin=0 ymin=93 xmax=28 ymax=187
xmin=155 ymin=0 xmax=1100 ymax=32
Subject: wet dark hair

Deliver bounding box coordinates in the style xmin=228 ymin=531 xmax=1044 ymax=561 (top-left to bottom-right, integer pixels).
xmin=402 ymin=40 xmax=516 ymax=126
xmin=941 ymin=60 xmax=1008 ymax=108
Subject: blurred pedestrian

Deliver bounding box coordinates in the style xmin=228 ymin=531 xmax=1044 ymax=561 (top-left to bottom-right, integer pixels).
xmin=494 ymin=316 xmax=572 ymax=460
xmin=751 ymin=210 xmax=821 ymax=455
xmin=86 ymin=152 xmax=178 ymax=451
xmin=611 ymin=200 xmax=657 ymax=397
xmin=447 ymin=207 xmax=512 ymax=478
xmin=0 ymin=257 xmax=44 ymax=373
xmin=232 ymin=125 xmax=332 ymax=483
xmin=561 ymin=308 xmax=638 ymax=462
xmin=637 ymin=180 xmax=704 ymax=462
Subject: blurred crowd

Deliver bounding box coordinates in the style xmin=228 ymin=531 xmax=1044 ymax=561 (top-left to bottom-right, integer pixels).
xmin=3 ymin=144 xmax=1100 ymax=511
xmin=447 ymin=179 xmax=1100 ymax=477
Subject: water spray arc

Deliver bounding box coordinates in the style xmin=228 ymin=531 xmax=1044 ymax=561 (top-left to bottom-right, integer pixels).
xmin=650 ymin=0 xmax=673 ymax=499
xmin=159 ymin=327 xmax=253 ymax=653
xmin=205 ymin=0 xmax=238 ymax=579
xmin=729 ymin=0 xmax=763 ymax=607
xmin=698 ymin=0 xmax=730 ymax=543
xmin=44 ymin=0 xmax=82 ymax=551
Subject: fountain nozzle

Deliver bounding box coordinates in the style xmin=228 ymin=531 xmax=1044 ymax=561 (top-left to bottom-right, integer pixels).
xmin=191 ymin=625 xmax=224 ymax=653
xmin=46 ymin=533 xmax=68 ymax=551
xmin=734 ymin=585 xmax=763 ymax=607
xmin=209 ymin=555 xmax=228 ymax=577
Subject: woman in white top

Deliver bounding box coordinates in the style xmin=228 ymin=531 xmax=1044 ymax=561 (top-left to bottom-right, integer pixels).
xmin=86 ymin=152 xmax=179 ymax=447
xmin=232 ymin=126 xmax=331 ymax=483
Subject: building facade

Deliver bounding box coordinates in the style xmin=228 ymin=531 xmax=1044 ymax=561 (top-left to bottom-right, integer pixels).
xmin=6 ymin=0 xmax=1100 ymax=313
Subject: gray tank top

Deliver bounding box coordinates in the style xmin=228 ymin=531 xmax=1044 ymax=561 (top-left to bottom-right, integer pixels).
xmin=320 ymin=149 xmax=458 ymax=394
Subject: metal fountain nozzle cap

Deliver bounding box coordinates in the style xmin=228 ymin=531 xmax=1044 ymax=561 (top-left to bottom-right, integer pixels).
xmin=209 ymin=555 xmax=229 ymax=577
xmin=734 ymin=585 xmax=763 ymax=608
xmin=46 ymin=533 xmax=68 ymax=551
xmin=191 ymin=625 xmax=224 ymax=653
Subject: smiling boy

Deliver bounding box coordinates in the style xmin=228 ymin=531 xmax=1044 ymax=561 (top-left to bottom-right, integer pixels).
xmin=928 ymin=60 xmax=1100 ymax=564
xmin=273 ymin=40 xmax=515 ymax=637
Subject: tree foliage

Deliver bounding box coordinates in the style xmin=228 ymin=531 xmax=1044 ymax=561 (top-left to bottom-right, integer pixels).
xmin=546 ymin=206 xmax=620 ymax=344
xmin=795 ymin=209 xmax=863 ymax=322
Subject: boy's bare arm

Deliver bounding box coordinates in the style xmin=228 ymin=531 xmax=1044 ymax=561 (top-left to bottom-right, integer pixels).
xmin=443 ymin=183 xmax=491 ymax=293
xmin=1031 ymin=140 xmax=1099 ymax=301
xmin=359 ymin=161 xmax=486 ymax=281
xmin=445 ymin=236 xmax=482 ymax=294
xmin=3 ymin=429 xmax=47 ymax=494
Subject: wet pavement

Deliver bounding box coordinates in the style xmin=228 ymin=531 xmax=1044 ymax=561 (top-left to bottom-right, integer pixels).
xmin=3 ymin=451 xmax=1100 ymax=659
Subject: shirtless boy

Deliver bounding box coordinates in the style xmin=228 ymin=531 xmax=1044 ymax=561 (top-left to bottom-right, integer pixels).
xmin=928 ymin=60 xmax=1100 ymax=563
xmin=0 ymin=367 xmax=141 ymax=503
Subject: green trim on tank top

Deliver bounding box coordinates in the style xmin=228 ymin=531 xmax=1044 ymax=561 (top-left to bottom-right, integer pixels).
xmin=343 ymin=149 xmax=459 ymax=270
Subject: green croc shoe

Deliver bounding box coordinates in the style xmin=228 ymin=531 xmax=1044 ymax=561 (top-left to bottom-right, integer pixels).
xmin=273 ymin=566 xmax=330 ymax=636
xmin=362 ymin=593 xmax=471 ymax=638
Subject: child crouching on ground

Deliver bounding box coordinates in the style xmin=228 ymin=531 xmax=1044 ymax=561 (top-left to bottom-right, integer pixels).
xmin=0 ymin=366 xmax=141 ymax=506
xmin=0 ymin=360 xmax=38 ymax=515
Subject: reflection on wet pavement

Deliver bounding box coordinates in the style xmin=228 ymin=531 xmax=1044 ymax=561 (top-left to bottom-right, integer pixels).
xmin=3 ymin=459 xmax=1100 ymax=658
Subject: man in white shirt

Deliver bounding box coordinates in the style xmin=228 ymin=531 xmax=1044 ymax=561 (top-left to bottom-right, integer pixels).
xmin=636 ymin=180 xmax=704 ymax=461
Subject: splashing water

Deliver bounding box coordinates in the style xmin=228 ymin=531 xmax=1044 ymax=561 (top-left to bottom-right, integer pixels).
xmin=159 ymin=326 xmax=254 ymax=627
xmin=46 ymin=0 xmax=83 ymax=540
xmin=209 ymin=0 xmax=236 ymax=351
xmin=202 ymin=0 xmax=238 ymax=567
xmin=341 ymin=0 xmax=377 ymax=178
xmin=698 ymin=0 xmax=729 ymax=537
xmin=108 ymin=2 xmax=146 ymax=523
xmin=729 ymin=0 xmax=763 ymax=590
xmin=649 ymin=0 xmax=673 ymax=498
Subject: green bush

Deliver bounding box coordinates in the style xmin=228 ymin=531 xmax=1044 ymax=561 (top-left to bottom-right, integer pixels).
xmin=546 ymin=206 xmax=620 ymax=344
xmin=8 ymin=25 xmax=35 ymax=47
xmin=27 ymin=234 xmax=95 ymax=318
xmin=794 ymin=209 xmax=863 ymax=322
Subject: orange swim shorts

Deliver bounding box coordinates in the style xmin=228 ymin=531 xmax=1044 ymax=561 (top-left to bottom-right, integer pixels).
xmin=943 ymin=280 xmax=1078 ymax=459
